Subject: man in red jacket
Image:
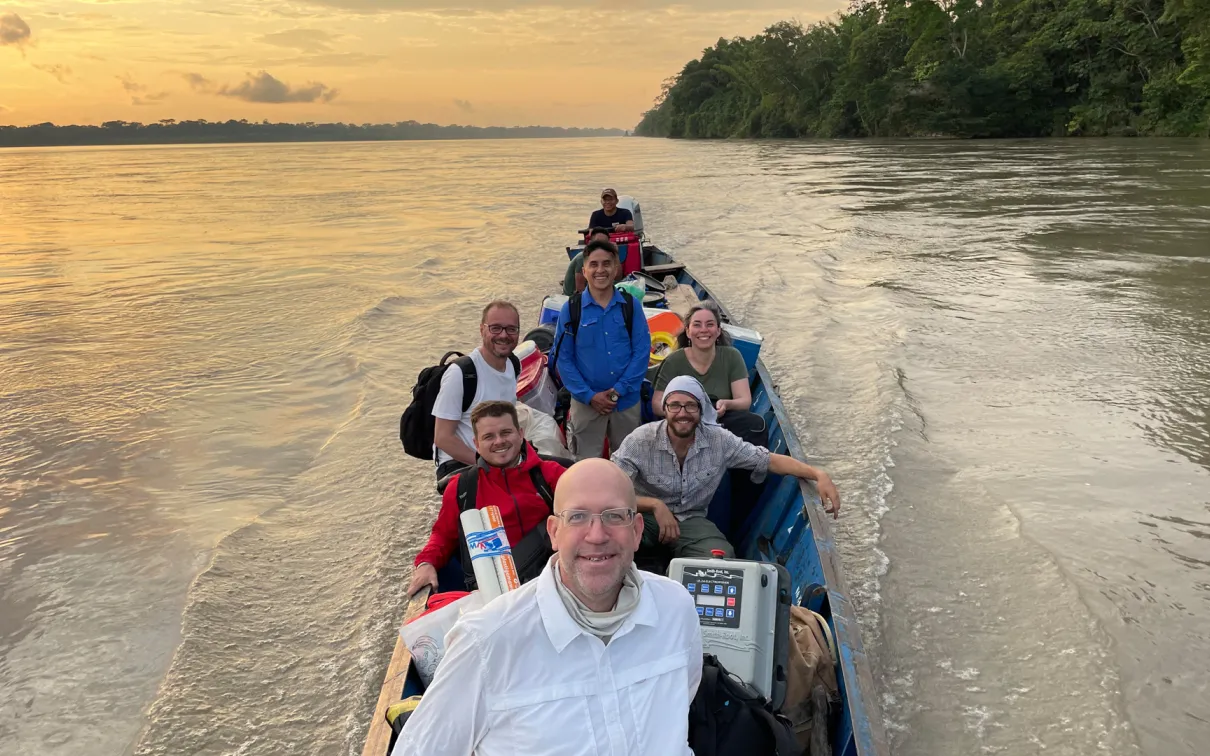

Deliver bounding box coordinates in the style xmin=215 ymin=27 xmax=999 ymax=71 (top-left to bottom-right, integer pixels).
xmin=408 ymin=400 xmax=568 ymax=596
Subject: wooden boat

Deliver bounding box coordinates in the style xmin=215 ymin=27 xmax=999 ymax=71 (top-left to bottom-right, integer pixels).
xmin=362 ymin=239 xmax=889 ymax=756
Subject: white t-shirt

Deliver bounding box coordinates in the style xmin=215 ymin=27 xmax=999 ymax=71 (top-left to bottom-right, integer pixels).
xmin=431 ymin=347 xmax=518 ymax=465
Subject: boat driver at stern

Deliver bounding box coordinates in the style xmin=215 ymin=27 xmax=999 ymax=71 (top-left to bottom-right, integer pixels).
xmin=588 ymin=187 xmax=634 ymax=234
xmin=392 ymin=458 xmax=703 ymax=756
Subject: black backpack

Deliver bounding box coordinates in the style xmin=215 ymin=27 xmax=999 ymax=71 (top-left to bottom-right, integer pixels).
xmin=549 ymin=291 xmax=637 ymax=389
xmin=399 ymin=351 xmax=521 ymax=460
xmin=453 ymin=453 xmax=569 ymax=589
xmin=689 ymin=655 xmax=800 ymax=756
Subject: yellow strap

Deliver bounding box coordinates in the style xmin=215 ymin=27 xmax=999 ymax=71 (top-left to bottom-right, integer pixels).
xmin=385 ymin=695 xmax=423 ymax=724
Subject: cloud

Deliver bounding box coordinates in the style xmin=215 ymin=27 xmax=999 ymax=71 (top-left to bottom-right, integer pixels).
xmin=33 ymin=63 xmax=72 ymax=83
xmin=0 ymin=13 xmax=30 ymax=46
xmin=217 ymin=71 xmax=337 ymax=103
xmin=266 ymin=51 xmax=388 ymax=67
xmin=453 ymin=98 xmax=473 ymax=112
xmin=118 ymin=75 xmax=170 ymax=105
xmin=1 ymin=13 xmax=31 ymax=46
xmin=182 ymin=72 xmax=214 ymax=91
xmin=259 ymin=28 xmax=338 ymax=52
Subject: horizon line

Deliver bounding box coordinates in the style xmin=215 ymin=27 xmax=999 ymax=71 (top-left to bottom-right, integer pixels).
xmin=0 ymin=117 xmax=629 ymax=131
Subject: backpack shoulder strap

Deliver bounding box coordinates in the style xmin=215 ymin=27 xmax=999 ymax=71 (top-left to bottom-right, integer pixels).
xmin=549 ymin=297 xmax=581 ymax=390
xmin=455 ymin=467 xmax=480 ymax=513
xmin=508 ymin=353 xmax=521 ymax=378
xmin=569 ymin=293 xmax=583 ymax=336
xmin=621 ymin=291 xmax=635 ymax=336
xmin=455 ymin=355 xmax=477 ymax=414
xmin=527 ymin=453 xmax=570 ymax=510
xmin=456 ymin=468 xmax=482 ymax=590
xmin=527 ymin=465 xmax=555 ymax=510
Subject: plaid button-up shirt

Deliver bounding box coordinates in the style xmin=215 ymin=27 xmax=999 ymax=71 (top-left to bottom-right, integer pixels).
xmin=611 ymin=421 xmax=770 ymax=520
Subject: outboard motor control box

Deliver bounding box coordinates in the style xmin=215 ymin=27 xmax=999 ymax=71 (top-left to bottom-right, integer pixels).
xmin=668 ymin=557 xmax=791 ymax=709
xmin=617 ymin=195 xmax=644 ymax=234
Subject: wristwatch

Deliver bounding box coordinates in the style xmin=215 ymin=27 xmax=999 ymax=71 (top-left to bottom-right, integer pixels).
xmin=607 ymin=390 xmax=619 ymax=402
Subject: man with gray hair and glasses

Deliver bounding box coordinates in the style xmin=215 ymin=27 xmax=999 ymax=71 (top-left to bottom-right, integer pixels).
xmin=611 ymin=375 xmax=841 ymax=559
xmin=392 ymin=458 xmax=703 ymax=756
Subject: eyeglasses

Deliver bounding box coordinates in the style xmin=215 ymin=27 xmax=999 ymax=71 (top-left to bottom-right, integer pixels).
xmin=555 ymin=508 xmax=636 ymax=528
xmin=665 ymin=402 xmax=701 ymax=415
xmin=486 ymin=324 xmax=519 ymax=335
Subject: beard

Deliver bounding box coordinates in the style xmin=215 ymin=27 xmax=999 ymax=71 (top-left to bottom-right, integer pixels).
xmin=668 ymin=418 xmax=698 ymax=438
xmin=488 ymin=338 xmax=516 ymax=357
xmin=560 ymin=548 xmax=627 ymax=606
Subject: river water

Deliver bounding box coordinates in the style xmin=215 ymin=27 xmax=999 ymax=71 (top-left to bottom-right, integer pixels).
xmin=1 ymin=138 xmax=1207 ymax=756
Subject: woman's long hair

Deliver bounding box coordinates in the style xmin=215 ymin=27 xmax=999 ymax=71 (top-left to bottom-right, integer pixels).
xmin=676 ymin=301 xmax=731 ymax=349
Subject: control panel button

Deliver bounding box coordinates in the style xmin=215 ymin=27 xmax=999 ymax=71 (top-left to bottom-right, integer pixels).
xmin=696 ymin=607 xmax=704 ymax=616
xmin=726 ymin=609 xmax=735 ymax=618
xmin=726 ymin=597 xmax=735 ymax=607
xmin=727 ymin=585 xmax=737 ymax=595
xmin=713 ymin=585 xmax=723 ymax=595
xmin=686 ymin=583 xmax=696 ymax=593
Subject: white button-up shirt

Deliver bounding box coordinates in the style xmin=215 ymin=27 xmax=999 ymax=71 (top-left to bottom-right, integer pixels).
xmin=393 ymin=562 xmax=703 ymax=756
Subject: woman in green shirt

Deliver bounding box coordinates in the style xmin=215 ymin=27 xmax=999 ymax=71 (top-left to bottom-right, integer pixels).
xmin=652 ymin=301 xmax=752 ymax=417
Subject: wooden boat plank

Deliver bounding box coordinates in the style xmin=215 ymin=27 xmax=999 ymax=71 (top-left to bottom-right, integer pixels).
xmin=361 ymin=588 xmax=430 ymax=756
xmin=640 ymin=261 xmax=686 ymax=277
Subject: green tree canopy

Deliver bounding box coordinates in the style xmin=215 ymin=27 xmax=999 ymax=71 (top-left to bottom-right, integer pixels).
xmin=636 ymin=0 xmax=1210 ymax=138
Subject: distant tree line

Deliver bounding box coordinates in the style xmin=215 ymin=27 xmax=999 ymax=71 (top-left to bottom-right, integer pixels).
xmin=635 ymin=0 xmax=1210 ymax=138
xmin=0 ymin=119 xmax=628 ymax=148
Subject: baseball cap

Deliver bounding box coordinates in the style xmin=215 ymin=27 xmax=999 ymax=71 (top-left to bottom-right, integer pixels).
xmin=601 ymin=188 xmax=618 ymax=199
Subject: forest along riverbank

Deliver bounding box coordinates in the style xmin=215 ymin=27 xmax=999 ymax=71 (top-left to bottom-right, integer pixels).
xmin=1 ymin=138 xmax=1206 ymax=756
xmin=637 ymin=9 xmax=1210 ymax=138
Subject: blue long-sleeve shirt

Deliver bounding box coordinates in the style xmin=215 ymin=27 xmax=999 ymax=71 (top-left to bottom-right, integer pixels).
xmin=555 ymin=289 xmax=650 ymax=410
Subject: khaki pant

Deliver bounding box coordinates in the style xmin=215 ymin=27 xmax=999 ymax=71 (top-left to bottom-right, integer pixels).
xmin=567 ymin=399 xmax=641 ymax=460
xmin=640 ymin=513 xmax=735 ymax=559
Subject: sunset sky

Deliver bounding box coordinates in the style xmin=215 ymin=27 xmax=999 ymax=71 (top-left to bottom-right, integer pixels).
xmin=0 ymin=0 xmax=845 ymax=129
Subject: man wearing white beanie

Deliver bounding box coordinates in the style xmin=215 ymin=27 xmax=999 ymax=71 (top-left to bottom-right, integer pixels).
xmin=610 ymin=376 xmax=840 ymax=557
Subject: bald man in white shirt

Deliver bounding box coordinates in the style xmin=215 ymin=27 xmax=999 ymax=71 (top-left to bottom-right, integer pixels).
xmin=393 ymin=458 xmax=703 ymax=756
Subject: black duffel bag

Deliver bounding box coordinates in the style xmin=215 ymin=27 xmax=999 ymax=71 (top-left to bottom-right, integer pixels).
xmin=689 ymin=654 xmax=800 ymax=756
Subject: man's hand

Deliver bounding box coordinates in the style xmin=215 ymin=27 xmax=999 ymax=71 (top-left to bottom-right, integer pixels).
xmin=714 ymin=399 xmax=728 ymax=419
xmin=815 ymin=474 xmax=841 ymax=519
xmin=408 ymin=562 xmax=439 ymax=596
xmin=652 ymin=500 xmax=681 ymax=544
xmin=590 ymin=390 xmax=617 ymax=414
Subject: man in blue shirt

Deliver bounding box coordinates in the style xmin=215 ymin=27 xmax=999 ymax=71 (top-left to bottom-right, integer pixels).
xmin=555 ymin=239 xmax=650 ymax=460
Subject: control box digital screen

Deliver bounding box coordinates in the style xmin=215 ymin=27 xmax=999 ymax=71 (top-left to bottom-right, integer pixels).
xmin=680 ymin=566 xmax=744 ymax=629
